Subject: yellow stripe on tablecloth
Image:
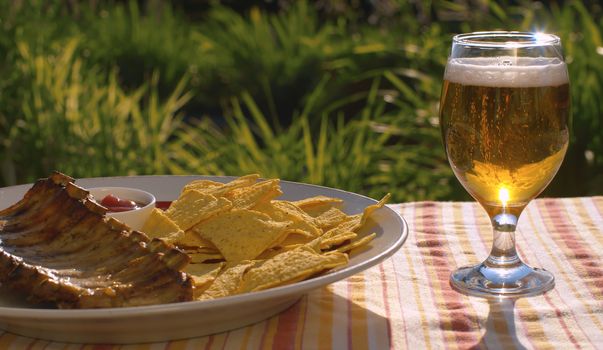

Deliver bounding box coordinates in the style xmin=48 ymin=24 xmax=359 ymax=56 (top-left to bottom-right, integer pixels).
xmin=525 ymin=199 xmax=603 ymax=345
xmin=177 ymin=337 xmax=212 ymax=350
xmin=457 ymin=202 xmax=524 ymax=348
xmin=247 ymin=321 xmax=266 ymax=349
xmin=316 ymin=285 xmax=334 ymax=350
xmin=413 ymin=203 xmax=457 ymax=348
xmin=299 ymin=290 xmax=321 ymax=349
xmin=294 ymin=295 xmax=307 ymax=349
xmin=538 ymin=199 xmax=603 ymax=344
xmin=167 ymin=339 xmax=190 ymax=350
xmin=379 ymin=205 xmax=410 ymax=349
xmin=377 ymin=258 xmax=405 ymax=349
xmin=260 ymin=314 xmax=279 ymax=349
xmin=454 ymin=201 xmax=528 ymax=348
xmin=6 ymin=334 xmax=36 ymax=350
xmin=346 ymin=274 xmax=369 ymax=350
xmin=444 ymin=202 xmax=500 ymax=345
xmin=210 ymin=332 xmax=229 ymax=349
xmin=27 ymin=339 xmax=51 ymax=350
xmin=416 ymin=202 xmax=484 ymax=349
xmin=119 ymin=344 xmax=153 ymax=350
xmin=397 ymin=203 xmax=436 ymax=349
xmin=456 ymin=202 xmax=555 ymax=350
xmin=240 ymin=324 xmax=255 ymax=349
xmin=515 ymin=200 xmax=595 ymax=347
xmin=365 ymin=262 xmax=397 ymax=350
xmin=330 ymin=274 xmax=351 ymax=349
xmin=573 ymin=197 xmax=603 ymax=248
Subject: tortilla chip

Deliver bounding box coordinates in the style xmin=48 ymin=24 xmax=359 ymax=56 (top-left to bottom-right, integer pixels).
xmin=255 ymin=200 xmax=321 ymax=237
xmin=191 ymin=209 xmax=291 ymax=262
xmin=173 ymin=230 xmax=217 ymax=250
xmin=141 ymin=208 xmax=180 ymax=239
xmin=275 ymin=233 xmax=314 ymax=248
xmin=162 ymin=230 xmax=185 ymax=244
xmin=293 ymin=195 xmax=343 ymax=211
xmin=166 ymin=191 xmax=232 ymax=231
xmin=189 ymin=252 xmax=224 ymax=263
xmin=322 ymin=215 xmax=362 ymax=239
xmin=360 ymin=194 xmax=390 ymax=226
xmin=225 ymin=179 xmax=282 ymax=210
xmin=181 ymin=179 xmax=224 ymax=194
xmin=313 ymin=207 xmax=349 ymax=230
xmin=237 ymin=246 xmax=348 ymax=293
xmin=183 ymin=262 xmax=224 ymax=296
xmin=199 ymin=261 xmax=256 ymax=300
xmin=336 ymin=233 xmax=377 ymax=253
xmin=320 ymin=231 xmax=357 ymax=250
xmin=207 ymin=174 xmax=260 ymax=197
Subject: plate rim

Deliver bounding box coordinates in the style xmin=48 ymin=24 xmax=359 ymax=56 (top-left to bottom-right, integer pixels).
xmin=0 ymin=175 xmax=408 ymax=319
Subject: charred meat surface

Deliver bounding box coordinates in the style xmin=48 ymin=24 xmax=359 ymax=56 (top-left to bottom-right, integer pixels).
xmin=0 ymin=172 xmax=193 ymax=308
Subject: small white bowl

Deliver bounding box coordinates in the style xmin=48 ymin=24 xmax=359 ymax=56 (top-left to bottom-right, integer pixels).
xmin=88 ymin=187 xmax=156 ymax=231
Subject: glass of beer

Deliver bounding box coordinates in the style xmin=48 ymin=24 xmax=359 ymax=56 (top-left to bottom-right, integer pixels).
xmin=439 ymin=32 xmax=570 ymax=297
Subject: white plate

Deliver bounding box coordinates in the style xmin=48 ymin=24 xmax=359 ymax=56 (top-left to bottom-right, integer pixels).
xmin=0 ymin=175 xmax=408 ymax=344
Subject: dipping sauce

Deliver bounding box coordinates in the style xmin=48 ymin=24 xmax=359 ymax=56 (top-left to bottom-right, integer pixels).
xmin=100 ymin=194 xmax=142 ymax=212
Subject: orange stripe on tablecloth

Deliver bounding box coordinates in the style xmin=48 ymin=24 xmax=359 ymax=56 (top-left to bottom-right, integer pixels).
xmin=542 ymin=199 xmax=603 ymax=296
xmin=317 ymin=285 xmax=334 ymax=350
xmin=220 ymin=331 xmax=232 ymax=349
xmin=587 ymin=196 xmax=603 ymax=215
xmin=272 ymin=298 xmax=303 ymax=350
xmin=346 ymin=274 xmax=369 ymax=350
xmin=378 ymin=263 xmax=398 ymax=349
xmin=25 ymin=338 xmax=39 ymax=350
xmin=399 ymin=203 xmax=436 ymax=349
xmin=30 ymin=339 xmax=50 ymax=350
xmin=457 ymin=202 xmax=551 ymax=350
xmin=259 ymin=309 xmax=279 ymax=349
xmin=240 ymin=326 xmax=254 ymax=349
xmin=208 ymin=332 xmax=228 ymax=349
xmin=515 ymin=202 xmax=593 ymax=347
xmin=462 ymin=202 xmax=559 ymax=349
xmin=85 ymin=345 xmax=115 ymax=350
xmin=388 ymin=255 xmax=414 ymax=349
xmin=416 ymin=202 xmax=480 ymax=349
xmin=511 ymin=209 xmax=573 ymax=348
xmin=203 ymin=334 xmax=215 ymax=350
xmin=294 ymin=295 xmax=308 ymax=349
xmin=119 ymin=344 xmax=152 ymax=350
xmin=575 ymin=198 xmax=603 ymax=248
xmin=165 ymin=339 xmax=188 ymax=350
xmin=532 ymin=199 xmax=603 ymax=344
xmin=450 ymin=201 xmax=531 ymax=349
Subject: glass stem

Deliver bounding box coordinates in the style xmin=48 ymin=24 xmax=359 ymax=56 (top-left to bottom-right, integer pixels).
xmin=486 ymin=213 xmax=522 ymax=268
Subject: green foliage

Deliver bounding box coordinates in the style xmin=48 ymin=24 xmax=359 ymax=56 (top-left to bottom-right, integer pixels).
xmin=0 ymin=0 xmax=601 ymax=202
xmin=3 ymin=38 xmax=191 ymax=184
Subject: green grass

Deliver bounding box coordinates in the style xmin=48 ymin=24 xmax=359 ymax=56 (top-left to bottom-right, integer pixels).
xmin=3 ymin=38 xmax=191 ymax=184
xmin=0 ymin=0 xmax=601 ymax=202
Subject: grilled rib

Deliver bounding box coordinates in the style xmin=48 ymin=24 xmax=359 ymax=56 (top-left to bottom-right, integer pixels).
xmin=0 ymin=172 xmax=193 ymax=308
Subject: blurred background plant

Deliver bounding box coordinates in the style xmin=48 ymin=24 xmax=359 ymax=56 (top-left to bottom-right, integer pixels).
xmin=0 ymin=0 xmax=601 ymax=202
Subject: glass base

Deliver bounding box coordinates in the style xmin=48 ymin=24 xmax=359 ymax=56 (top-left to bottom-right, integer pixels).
xmin=450 ymin=260 xmax=554 ymax=298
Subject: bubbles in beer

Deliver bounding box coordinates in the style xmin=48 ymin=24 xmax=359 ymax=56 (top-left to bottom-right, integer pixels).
xmin=444 ymin=57 xmax=569 ymax=88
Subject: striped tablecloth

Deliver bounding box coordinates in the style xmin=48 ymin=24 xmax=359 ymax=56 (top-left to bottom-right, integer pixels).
xmin=1 ymin=197 xmax=602 ymax=349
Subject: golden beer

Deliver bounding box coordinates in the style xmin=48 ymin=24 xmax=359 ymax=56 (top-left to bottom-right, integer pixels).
xmin=440 ymin=57 xmax=570 ymax=217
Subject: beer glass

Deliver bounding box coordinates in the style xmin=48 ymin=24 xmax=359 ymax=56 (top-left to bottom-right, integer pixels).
xmin=439 ymin=32 xmax=570 ymax=297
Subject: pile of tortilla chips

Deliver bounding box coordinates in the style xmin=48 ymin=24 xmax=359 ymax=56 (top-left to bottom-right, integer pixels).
xmin=141 ymin=174 xmax=388 ymax=300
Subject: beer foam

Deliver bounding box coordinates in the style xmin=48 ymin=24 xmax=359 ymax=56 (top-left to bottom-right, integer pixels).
xmin=444 ymin=57 xmax=569 ymax=87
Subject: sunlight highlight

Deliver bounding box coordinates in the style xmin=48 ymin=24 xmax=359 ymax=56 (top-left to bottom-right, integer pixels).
xmin=499 ymin=187 xmax=510 ymax=208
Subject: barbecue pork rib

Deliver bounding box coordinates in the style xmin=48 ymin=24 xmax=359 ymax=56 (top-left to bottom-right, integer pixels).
xmin=0 ymin=172 xmax=193 ymax=308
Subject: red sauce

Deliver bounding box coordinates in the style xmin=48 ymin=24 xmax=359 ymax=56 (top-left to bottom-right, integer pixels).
xmin=100 ymin=194 xmax=142 ymax=212
xmin=155 ymin=201 xmax=172 ymax=211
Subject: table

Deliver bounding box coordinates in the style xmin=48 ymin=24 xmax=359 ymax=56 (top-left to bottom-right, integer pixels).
xmin=1 ymin=197 xmax=601 ymax=349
